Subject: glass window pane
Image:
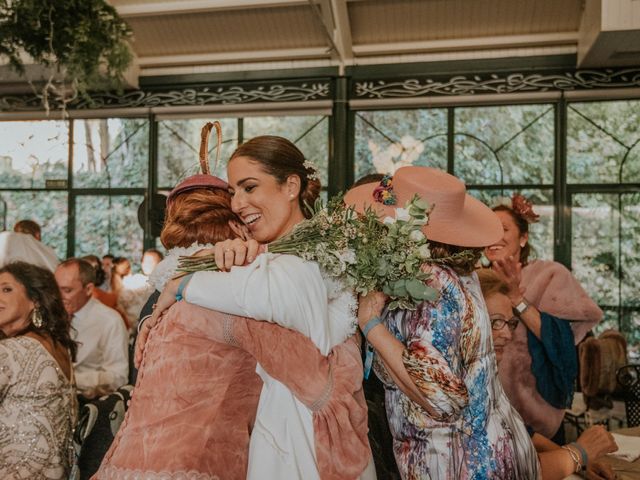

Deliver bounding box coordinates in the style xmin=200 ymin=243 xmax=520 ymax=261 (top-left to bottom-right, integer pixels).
xmin=454 ymin=105 xmax=554 ymax=185
xmin=73 ymin=118 xmax=149 ymax=188
xmin=243 ymin=116 xmax=329 ymax=187
xmin=468 ymin=189 xmax=554 ymax=262
xmin=0 ymin=191 xmax=68 ymax=259
xmin=571 ymin=192 xmax=640 ymax=355
xmin=158 ymin=118 xmax=238 ymax=188
xmin=75 ymin=195 xmax=144 ymax=261
xmin=354 ymin=109 xmax=447 ymax=181
xmin=0 ymin=120 xmax=69 ymax=189
xmin=572 ymin=193 xmax=620 ymax=307
xmin=567 ymin=100 xmax=640 ymax=184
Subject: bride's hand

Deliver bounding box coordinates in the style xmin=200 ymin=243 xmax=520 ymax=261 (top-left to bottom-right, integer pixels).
xmin=214 ymin=238 xmax=260 ymax=271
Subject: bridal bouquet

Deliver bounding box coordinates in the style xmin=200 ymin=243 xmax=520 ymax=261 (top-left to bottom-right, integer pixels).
xmin=178 ymin=195 xmax=438 ymax=310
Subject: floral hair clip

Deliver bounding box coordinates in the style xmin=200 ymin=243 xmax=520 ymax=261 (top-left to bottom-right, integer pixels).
xmin=373 ymin=175 xmax=397 ymax=205
xmin=303 ymin=159 xmax=320 ymax=181
xmin=492 ymin=193 xmax=539 ymax=224
xmin=511 ymin=193 xmax=539 ymax=224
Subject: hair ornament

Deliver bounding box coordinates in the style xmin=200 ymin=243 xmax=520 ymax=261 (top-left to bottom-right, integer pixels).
xmin=492 ymin=193 xmax=539 ymax=224
xmin=511 ymin=193 xmax=540 ymax=224
xmin=303 ymin=159 xmax=320 ymax=181
xmin=372 ymin=175 xmax=397 ymax=206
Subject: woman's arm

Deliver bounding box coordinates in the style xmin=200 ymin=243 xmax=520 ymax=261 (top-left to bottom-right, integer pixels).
xmin=532 ymin=426 xmax=617 ymax=480
xmin=163 ymin=301 xmax=371 ymax=480
xmin=493 ymin=255 xmax=542 ymax=339
xmin=359 ymin=289 xmax=469 ymax=421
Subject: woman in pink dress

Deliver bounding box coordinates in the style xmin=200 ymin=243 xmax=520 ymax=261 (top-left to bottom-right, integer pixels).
xmin=97 ymin=166 xmax=370 ymax=479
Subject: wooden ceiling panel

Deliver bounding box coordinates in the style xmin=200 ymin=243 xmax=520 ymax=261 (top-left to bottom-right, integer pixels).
xmin=348 ymin=0 xmax=583 ymax=45
xmin=126 ymin=5 xmax=326 ymax=57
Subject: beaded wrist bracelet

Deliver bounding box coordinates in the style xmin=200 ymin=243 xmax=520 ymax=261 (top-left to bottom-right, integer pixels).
xmin=561 ymin=445 xmax=582 ymax=473
xmin=570 ymin=442 xmax=588 ymax=470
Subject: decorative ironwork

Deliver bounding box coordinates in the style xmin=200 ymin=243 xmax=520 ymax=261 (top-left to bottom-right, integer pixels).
xmin=1 ymin=81 xmax=331 ymax=112
xmin=354 ymin=68 xmax=640 ymax=99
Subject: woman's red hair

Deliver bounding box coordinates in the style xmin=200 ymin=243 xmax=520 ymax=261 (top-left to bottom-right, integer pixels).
xmin=160 ymin=188 xmax=239 ymax=248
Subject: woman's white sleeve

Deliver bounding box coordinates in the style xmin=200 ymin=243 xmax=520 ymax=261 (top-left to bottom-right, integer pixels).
xmin=184 ymin=253 xmax=329 ymax=346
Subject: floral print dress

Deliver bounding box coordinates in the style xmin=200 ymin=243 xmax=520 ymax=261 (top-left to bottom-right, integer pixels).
xmin=374 ymin=265 xmax=540 ymax=480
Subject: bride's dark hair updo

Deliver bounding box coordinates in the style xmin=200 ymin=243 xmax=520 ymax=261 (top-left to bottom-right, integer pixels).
xmin=229 ymin=135 xmax=321 ymax=218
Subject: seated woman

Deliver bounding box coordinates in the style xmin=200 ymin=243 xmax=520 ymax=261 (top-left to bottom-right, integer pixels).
xmin=97 ymin=171 xmax=370 ymax=479
xmin=477 ymin=268 xmax=617 ymax=480
xmin=0 ymin=261 xmax=77 ymax=479
xmin=485 ymin=194 xmax=602 ymax=442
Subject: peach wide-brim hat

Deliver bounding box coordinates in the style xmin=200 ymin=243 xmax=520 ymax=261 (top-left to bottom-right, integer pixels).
xmin=344 ymin=166 xmax=503 ymax=247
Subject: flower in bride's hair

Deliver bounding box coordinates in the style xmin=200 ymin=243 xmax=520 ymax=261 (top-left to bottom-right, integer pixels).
xmin=303 ymin=159 xmax=320 ymax=181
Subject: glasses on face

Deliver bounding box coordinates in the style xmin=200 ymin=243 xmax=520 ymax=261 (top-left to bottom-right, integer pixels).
xmin=490 ymin=314 xmax=519 ymax=331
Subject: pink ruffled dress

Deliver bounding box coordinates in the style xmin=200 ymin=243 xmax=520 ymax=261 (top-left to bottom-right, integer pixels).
xmin=95 ymin=300 xmax=370 ymax=480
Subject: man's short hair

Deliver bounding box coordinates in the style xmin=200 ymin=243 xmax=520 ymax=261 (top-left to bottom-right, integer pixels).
xmin=14 ymin=219 xmax=41 ymax=239
xmin=58 ymin=258 xmax=97 ymax=286
xmin=143 ymin=248 xmax=164 ymax=261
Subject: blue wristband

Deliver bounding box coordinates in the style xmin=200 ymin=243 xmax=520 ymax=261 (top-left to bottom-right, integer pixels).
xmin=175 ymin=273 xmax=193 ymax=301
xmin=570 ymin=442 xmax=588 ymax=469
xmin=361 ymin=316 xmax=383 ymax=339
xmin=363 ymin=342 xmax=375 ymax=380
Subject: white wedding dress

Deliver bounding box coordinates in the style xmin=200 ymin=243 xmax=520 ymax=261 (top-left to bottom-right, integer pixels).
xmin=178 ymin=252 xmax=372 ymax=480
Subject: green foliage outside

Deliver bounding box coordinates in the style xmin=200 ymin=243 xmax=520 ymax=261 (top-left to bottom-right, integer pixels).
xmin=0 ymin=0 xmax=132 ymax=110
xmin=0 ymin=104 xmax=638 ymax=353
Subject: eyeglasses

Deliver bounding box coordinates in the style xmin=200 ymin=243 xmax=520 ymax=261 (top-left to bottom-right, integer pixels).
xmin=490 ymin=314 xmax=519 ymax=331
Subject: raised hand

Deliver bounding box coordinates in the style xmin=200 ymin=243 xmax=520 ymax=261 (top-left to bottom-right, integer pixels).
xmin=492 ymin=255 xmax=524 ymax=303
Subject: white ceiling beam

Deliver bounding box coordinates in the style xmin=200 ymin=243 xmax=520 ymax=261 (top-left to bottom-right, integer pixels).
xmin=116 ymin=0 xmax=307 ymax=17
xmin=354 ymin=32 xmax=579 ymax=56
xmin=330 ymin=0 xmax=353 ymax=61
xmin=137 ymin=47 xmax=330 ymax=67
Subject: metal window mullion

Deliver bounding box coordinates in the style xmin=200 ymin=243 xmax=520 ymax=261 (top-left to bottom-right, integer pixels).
xmin=554 ymin=99 xmax=570 ymax=268
xmin=144 ymin=112 xmax=158 ymax=250
xmin=329 ymin=76 xmax=350 ymax=196
xmin=67 ymin=119 xmax=75 ymax=258
xmin=447 ymin=107 xmax=454 ymax=175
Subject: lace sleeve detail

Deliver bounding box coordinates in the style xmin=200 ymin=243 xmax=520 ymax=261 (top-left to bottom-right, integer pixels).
xmin=148 ymin=243 xmax=214 ymax=291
